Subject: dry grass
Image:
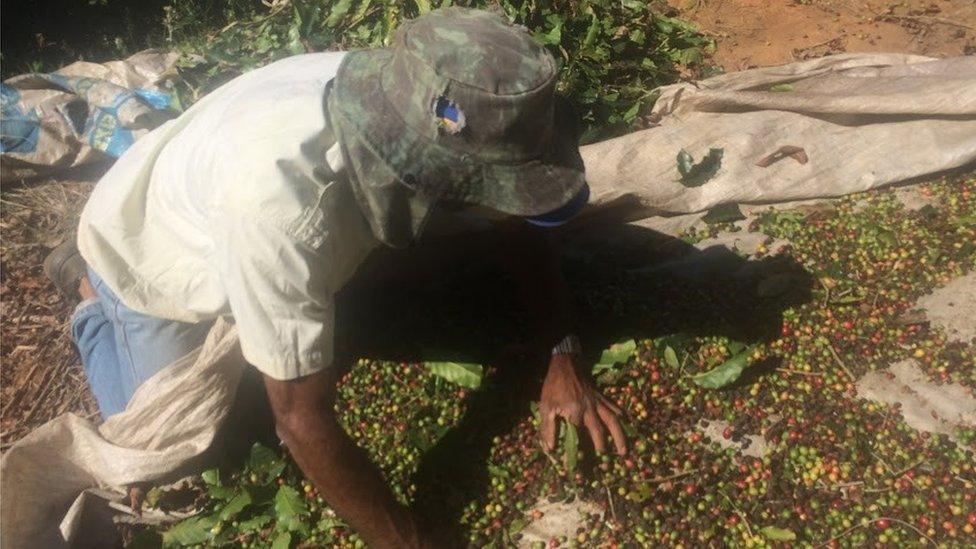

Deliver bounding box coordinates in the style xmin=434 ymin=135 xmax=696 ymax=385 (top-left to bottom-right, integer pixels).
xmin=1 ymin=178 xmax=100 ymax=449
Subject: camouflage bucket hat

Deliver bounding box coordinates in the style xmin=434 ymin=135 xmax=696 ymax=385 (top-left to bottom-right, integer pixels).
xmin=327 ymin=7 xmax=586 ymax=246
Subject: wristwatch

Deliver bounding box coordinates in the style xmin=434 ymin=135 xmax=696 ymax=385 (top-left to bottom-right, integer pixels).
xmin=551 ymin=334 xmax=582 ymax=356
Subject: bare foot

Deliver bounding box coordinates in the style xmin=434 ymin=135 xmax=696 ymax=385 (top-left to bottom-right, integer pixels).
xmin=78 ymin=276 xmax=95 ymax=300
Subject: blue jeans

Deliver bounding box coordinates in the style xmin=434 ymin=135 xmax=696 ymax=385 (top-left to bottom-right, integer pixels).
xmin=71 ymin=267 xmax=213 ymax=418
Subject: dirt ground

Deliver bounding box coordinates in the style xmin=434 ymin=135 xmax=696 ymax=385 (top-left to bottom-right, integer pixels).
xmin=1 ymin=178 xmax=100 ymax=449
xmin=1 ymin=0 xmax=974 ymax=449
xmin=667 ymin=0 xmax=976 ymax=70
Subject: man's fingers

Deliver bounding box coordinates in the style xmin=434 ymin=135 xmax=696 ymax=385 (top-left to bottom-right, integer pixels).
xmin=597 ymin=403 xmax=628 ymax=455
xmin=597 ymin=393 xmax=623 ymax=416
xmin=583 ymin=411 xmax=607 ymax=454
xmin=541 ymin=410 xmax=559 ymax=450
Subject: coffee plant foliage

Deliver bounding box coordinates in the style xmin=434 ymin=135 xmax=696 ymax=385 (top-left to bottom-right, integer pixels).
xmin=166 ymin=0 xmax=713 ymax=141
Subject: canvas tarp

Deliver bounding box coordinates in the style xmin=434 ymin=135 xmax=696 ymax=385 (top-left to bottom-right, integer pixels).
xmin=2 ymin=53 xmax=975 ymax=547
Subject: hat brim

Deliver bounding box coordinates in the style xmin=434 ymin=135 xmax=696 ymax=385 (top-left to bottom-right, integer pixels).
xmin=329 ymin=49 xmax=587 ymax=217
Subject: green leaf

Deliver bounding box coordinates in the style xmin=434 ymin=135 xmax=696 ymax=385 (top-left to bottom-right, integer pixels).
xmin=593 ymin=339 xmax=637 ymax=382
xmin=727 ymin=340 xmax=747 ymax=354
xmin=561 ymin=422 xmax=580 ymax=474
xmin=414 ymin=0 xmax=432 ymax=14
xmin=599 ymin=339 xmax=637 ymax=365
xmin=581 ymin=13 xmax=600 ymax=51
xmin=760 ymin=526 xmax=797 ymax=541
xmin=248 ymin=443 xmax=277 ymax=476
xmin=425 ymin=362 xmax=483 ymax=389
xmin=692 ymin=346 xmax=756 ymax=389
xmin=702 ymin=203 xmax=745 ymax=224
xmin=218 ymin=491 xmax=252 ymax=522
xmin=271 ymin=531 xmax=292 ymax=549
xmin=623 ymin=99 xmax=642 ymax=123
xmin=237 ymin=515 xmax=271 ymax=533
xmin=201 ymin=469 xmax=220 ymax=486
xmin=664 ymin=346 xmax=679 ymax=369
xmin=677 ymin=148 xmax=724 ymax=187
xmin=508 ymin=516 xmax=528 ymax=537
xmin=162 ymin=515 xmax=217 ymax=546
xmin=317 ymin=516 xmax=341 ymax=532
xmin=326 ymin=0 xmax=354 ymax=27
xmin=769 ymin=83 xmax=795 ymax=92
xmin=274 ymin=485 xmax=309 ymax=532
xmin=208 ymin=486 xmax=236 ymax=501
xmin=145 ymin=486 xmax=165 ymax=508
xmin=677 ymin=149 xmax=695 ymax=177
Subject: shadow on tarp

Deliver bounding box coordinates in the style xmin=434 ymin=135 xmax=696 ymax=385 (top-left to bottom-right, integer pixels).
xmin=325 ymin=219 xmax=814 ymax=545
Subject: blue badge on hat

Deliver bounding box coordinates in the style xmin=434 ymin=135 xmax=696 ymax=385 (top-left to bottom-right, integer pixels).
xmin=434 ymin=96 xmax=465 ymax=134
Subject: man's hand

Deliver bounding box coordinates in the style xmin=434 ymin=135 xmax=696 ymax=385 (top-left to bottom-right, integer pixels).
xmin=539 ymin=354 xmax=627 ymax=455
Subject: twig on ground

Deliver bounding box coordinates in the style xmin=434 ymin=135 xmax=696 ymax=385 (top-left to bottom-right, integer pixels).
xmin=649 ymin=468 xmax=700 ymax=484
xmin=816 ymin=517 xmax=936 ymax=547
xmin=876 ymin=14 xmax=976 ymax=31
xmin=604 ymin=485 xmax=618 ymax=524
xmin=826 ymin=344 xmax=856 ymax=381
xmin=776 ymin=368 xmax=823 ymax=377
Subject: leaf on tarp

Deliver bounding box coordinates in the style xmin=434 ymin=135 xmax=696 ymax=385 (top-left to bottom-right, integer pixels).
xmin=271 ymin=531 xmax=292 ymax=549
xmin=218 ymin=491 xmax=252 ymax=522
xmin=677 ymin=148 xmax=723 ymax=187
xmin=676 ymin=149 xmax=695 ymax=176
xmin=769 ymin=83 xmax=794 ymax=92
xmin=201 ymin=469 xmax=220 ymax=486
xmin=144 ymin=487 xmax=166 ymax=508
xmin=755 ymin=145 xmax=807 ymax=168
xmin=599 ymin=339 xmax=637 ymax=365
xmin=162 ymin=515 xmax=217 ymax=546
xmin=593 ymin=338 xmax=636 ymax=372
xmin=760 ymin=526 xmax=797 ymax=541
xmin=425 ymin=361 xmax=483 ymax=389
xmin=692 ymin=345 xmax=757 ymax=389
xmin=508 ymin=516 xmax=529 ymax=538
xmin=274 ymin=485 xmax=309 ymax=532
xmin=702 ymin=203 xmax=745 ymax=224
xmin=561 ymin=422 xmax=580 ymax=474
xmin=208 ymin=485 xmax=236 ymax=501
xmin=664 ymin=346 xmax=679 ymax=368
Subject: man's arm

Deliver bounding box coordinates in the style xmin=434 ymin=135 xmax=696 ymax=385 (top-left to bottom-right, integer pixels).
xmin=263 ymin=368 xmax=435 ymax=549
xmin=496 ymin=221 xmax=627 ymax=455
